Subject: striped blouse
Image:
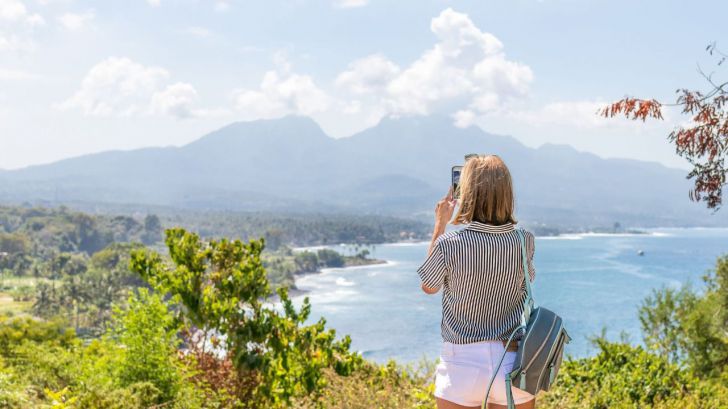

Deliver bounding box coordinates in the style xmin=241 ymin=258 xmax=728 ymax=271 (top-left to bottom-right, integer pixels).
xmin=417 ymin=221 xmax=536 ymax=344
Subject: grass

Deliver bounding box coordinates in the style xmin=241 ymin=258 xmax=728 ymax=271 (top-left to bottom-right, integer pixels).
xmin=0 ymin=275 xmax=51 ymax=316
xmin=0 ymin=293 xmax=31 ymax=315
xmin=0 ymin=276 xmax=51 ymax=289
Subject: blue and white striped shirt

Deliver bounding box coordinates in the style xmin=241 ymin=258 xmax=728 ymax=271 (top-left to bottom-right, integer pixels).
xmin=417 ymin=222 xmax=536 ymax=344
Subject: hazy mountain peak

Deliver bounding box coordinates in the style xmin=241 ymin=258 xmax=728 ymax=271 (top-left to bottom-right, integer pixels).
xmin=187 ymin=115 xmax=329 ymax=149
xmin=1 ymin=114 xmax=723 ymax=227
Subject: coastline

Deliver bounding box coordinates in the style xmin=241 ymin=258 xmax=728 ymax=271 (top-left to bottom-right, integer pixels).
xmin=285 ymin=227 xmax=724 ymax=294
xmin=287 ymin=257 xmax=390 ymax=298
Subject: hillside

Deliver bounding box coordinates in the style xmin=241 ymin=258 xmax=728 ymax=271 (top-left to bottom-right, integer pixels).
xmin=1 ymin=115 xmax=724 ymax=227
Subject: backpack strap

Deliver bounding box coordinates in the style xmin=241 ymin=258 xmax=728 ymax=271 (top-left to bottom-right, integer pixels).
xmin=481 ymin=324 xmax=525 ymax=409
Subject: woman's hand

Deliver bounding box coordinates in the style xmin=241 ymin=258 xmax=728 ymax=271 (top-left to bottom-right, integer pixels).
xmin=434 ymin=187 xmax=456 ymax=234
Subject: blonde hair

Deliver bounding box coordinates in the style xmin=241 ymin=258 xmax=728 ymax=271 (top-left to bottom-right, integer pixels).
xmin=453 ymin=155 xmax=516 ymax=225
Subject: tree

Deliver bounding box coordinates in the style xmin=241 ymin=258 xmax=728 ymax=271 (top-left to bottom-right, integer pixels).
xmin=32 ymin=281 xmax=62 ymax=318
xmin=41 ymin=253 xmax=89 ymax=331
xmin=109 ymin=288 xmax=182 ymax=404
xmin=141 ymin=214 xmax=163 ymax=245
xmin=263 ymin=228 xmax=284 ymax=251
xmin=0 ymin=233 xmax=29 ymax=255
xmin=602 ymin=43 xmax=727 ymax=209
xmin=293 ymin=251 xmax=319 ymax=273
xmin=129 ymin=228 xmax=361 ymax=407
xmin=316 ymin=249 xmax=345 ymax=268
xmin=639 ymin=256 xmax=728 ymax=377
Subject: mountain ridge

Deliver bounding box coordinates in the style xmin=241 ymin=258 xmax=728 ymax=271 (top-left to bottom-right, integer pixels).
xmin=0 ymin=115 xmax=723 ymax=227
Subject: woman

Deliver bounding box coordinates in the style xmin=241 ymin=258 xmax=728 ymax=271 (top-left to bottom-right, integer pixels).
xmin=417 ymin=155 xmax=535 ymax=409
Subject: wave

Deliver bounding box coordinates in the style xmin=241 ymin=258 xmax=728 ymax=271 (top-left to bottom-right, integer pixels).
xmin=291 ymin=245 xmax=330 ymax=252
xmin=541 ymin=231 xmax=672 ymax=240
xmin=539 ymin=235 xmax=584 ymax=240
xmin=335 ymin=277 xmax=356 ymax=287
xmin=383 ymin=241 xmax=430 ymax=247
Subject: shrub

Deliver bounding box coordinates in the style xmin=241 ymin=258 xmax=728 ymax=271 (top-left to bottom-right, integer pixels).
xmin=291 ymin=359 xmax=435 ymax=409
xmin=539 ymin=339 xmax=728 ymax=409
xmin=0 ymin=314 xmax=76 ymax=355
xmin=640 ymin=255 xmax=728 ymax=376
xmin=130 ymin=228 xmax=363 ymax=408
xmin=108 ymin=288 xmax=183 ymax=404
xmin=0 ymin=363 xmax=31 ymax=408
xmin=316 ymin=249 xmax=345 ymax=268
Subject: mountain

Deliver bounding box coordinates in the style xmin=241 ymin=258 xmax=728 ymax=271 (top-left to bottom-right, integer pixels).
xmin=0 ymin=115 xmax=725 ymax=227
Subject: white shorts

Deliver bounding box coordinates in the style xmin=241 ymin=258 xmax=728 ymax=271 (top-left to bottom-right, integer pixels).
xmin=434 ymin=341 xmax=517 ymax=407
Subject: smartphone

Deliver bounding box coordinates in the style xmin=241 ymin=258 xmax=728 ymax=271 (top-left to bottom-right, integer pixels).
xmin=452 ymin=166 xmax=463 ymax=200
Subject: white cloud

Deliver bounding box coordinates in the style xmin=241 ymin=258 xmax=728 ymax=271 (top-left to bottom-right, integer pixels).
xmin=0 ymin=0 xmax=27 ymax=20
xmin=382 ymin=8 xmax=532 ymax=117
xmin=333 ymin=0 xmax=368 ymax=8
xmin=233 ymin=60 xmax=330 ymax=120
xmin=230 ymin=8 xmax=533 ymax=133
xmin=59 ymin=57 xmax=225 ymax=119
xmin=502 ymin=100 xmax=674 ymax=130
xmin=452 ymin=110 xmax=476 ymax=128
xmin=510 ymin=101 xmax=608 ymax=128
xmin=330 ymin=8 xmax=532 ymax=127
xmin=59 ymin=57 xmax=168 ymax=116
xmin=0 ymin=1 xmax=43 ymax=55
xmin=186 ymin=26 xmax=212 ymax=38
xmin=57 ymin=10 xmax=94 ymax=31
xmin=0 ymin=0 xmax=44 ymax=25
xmin=214 ymin=1 xmax=230 ymax=12
xmin=150 ymin=82 xmax=199 ymax=118
xmin=336 ymin=54 xmax=400 ymax=95
xmin=58 ymin=57 xmax=216 ymax=119
xmin=147 ymin=0 xmax=227 ymax=11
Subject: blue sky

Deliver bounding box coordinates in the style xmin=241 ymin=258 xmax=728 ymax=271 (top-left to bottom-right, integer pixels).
xmin=1 ymin=0 xmax=726 ymax=169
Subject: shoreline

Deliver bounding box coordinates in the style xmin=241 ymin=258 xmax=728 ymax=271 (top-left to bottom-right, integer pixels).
xmin=287 ymin=257 xmax=389 ymax=297
xmin=291 ymin=227 xmax=721 ymax=251
xmin=285 ymin=226 xmax=726 ymax=295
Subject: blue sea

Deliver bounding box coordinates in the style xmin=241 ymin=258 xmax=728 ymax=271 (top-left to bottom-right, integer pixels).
xmin=292 ymin=228 xmax=728 ymax=364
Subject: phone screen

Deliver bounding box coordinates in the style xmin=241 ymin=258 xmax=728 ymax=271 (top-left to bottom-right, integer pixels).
xmin=452 ymin=166 xmax=463 ymax=199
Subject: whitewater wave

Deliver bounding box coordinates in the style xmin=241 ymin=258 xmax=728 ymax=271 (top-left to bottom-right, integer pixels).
xmin=384 ymin=241 xmax=430 ymax=247
xmin=336 ymin=277 xmax=356 ymax=287
xmin=539 ymin=234 xmax=584 ymax=240
xmin=540 ymin=231 xmax=671 ymax=240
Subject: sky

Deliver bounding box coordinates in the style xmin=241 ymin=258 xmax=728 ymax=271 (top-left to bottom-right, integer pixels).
xmin=0 ymin=0 xmax=727 ymax=170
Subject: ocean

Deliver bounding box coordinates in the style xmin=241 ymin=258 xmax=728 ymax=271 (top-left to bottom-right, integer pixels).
xmin=292 ymin=228 xmax=728 ymax=364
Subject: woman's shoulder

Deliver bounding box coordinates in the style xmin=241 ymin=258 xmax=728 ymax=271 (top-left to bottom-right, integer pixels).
xmin=434 ymin=229 xmax=465 ymax=246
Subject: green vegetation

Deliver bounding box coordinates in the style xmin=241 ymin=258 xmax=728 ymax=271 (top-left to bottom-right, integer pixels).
xmin=0 ymin=205 xmax=433 ymax=408
xmin=539 ymin=255 xmax=728 ymax=408
xmin=264 ymin=246 xmax=383 ymax=289
xmin=2 ymin=204 xmax=727 ymax=408
xmin=0 ymin=227 xmax=434 ymax=408
xmin=0 ymin=205 xmax=391 ymax=332
xmin=160 ymin=211 xmax=429 ymax=249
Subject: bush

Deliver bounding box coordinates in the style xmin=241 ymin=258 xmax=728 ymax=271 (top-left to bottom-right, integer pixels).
xmin=316 ymin=249 xmax=345 ymax=268
xmin=109 ymin=288 xmax=183 ymax=404
xmin=639 ymin=255 xmax=728 ymax=376
xmin=0 ymin=315 xmax=76 ymax=355
xmin=540 ymin=339 xmax=728 ymax=409
xmin=294 ymin=360 xmax=436 ymax=409
xmin=0 ymin=362 xmax=31 ymax=408
xmin=130 ymin=228 xmax=363 ymax=408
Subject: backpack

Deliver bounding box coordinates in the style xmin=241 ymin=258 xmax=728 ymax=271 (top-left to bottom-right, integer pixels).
xmin=483 ymin=229 xmax=571 ymax=409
